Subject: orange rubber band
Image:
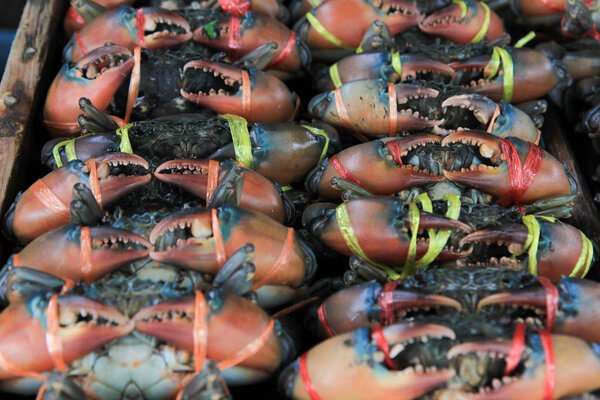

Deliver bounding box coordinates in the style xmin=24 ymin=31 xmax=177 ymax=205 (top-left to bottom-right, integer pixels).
xmin=206 ymin=160 xmax=221 ymax=204
xmin=228 ymin=16 xmax=242 ymax=57
xmin=487 ymin=104 xmax=501 ymax=133
xmin=217 ymin=318 xmax=274 ymax=370
xmin=125 ymin=46 xmax=141 ymax=124
xmin=267 ymin=32 xmax=296 ymax=70
xmin=388 ymin=83 xmax=397 ymax=137
xmin=46 ymin=294 xmax=67 ymax=372
xmin=211 ymin=209 xmax=227 ymax=267
xmin=85 ymin=159 xmax=103 ymax=210
xmin=80 ymin=227 xmax=93 ymax=283
xmin=136 ymin=8 xmax=146 ymax=48
xmin=193 ymin=290 xmax=208 ymax=373
xmin=31 ymin=180 xmax=70 ymax=219
xmin=13 ymin=253 xmax=21 ymax=266
xmin=333 ymin=88 xmax=352 ymax=131
xmin=35 ymin=384 xmax=47 ymax=400
xmin=317 ymin=302 xmax=336 ymax=337
xmin=242 ymin=69 xmax=251 ymax=116
xmin=59 ymin=279 xmax=76 ymax=295
xmin=75 ymin=31 xmax=87 ymax=55
xmin=252 ymin=227 xmax=294 ymax=289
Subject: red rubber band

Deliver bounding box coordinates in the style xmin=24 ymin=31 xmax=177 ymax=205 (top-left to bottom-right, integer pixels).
xmin=386 ymin=140 xmax=403 ymax=166
xmin=193 ymin=290 xmax=208 ymax=373
xmin=538 ymin=329 xmax=555 ymax=400
xmin=46 ymin=294 xmax=67 ymax=372
xmin=561 ymin=15 xmax=600 ymax=42
xmin=242 ymin=69 xmax=251 ymax=116
xmin=487 ymin=104 xmax=501 ymax=133
xmin=538 ymin=0 xmax=564 ymax=12
xmin=379 ymin=279 xmax=401 ymax=326
xmin=372 ymin=326 xmax=395 ymax=369
xmin=75 ymin=31 xmax=88 ymax=56
xmin=206 ymin=160 xmax=220 ymax=204
xmin=329 ymin=155 xmax=361 ymax=185
xmin=218 ymin=0 xmax=251 ymax=15
xmin=317 ymin=302 xmax=336 ymax=337
xmin=496 ymin=138 xmax=543 ymax=208
xmin=59 ymin=279 xmax=76 ymax=295
xmin=85 ymin=158 xmax=104 ymax=210
xmin=211 ymin=209 xmax=227 ymax=267
xmin=252 ymin=227 xmax=295 ymax=289
xmin=124 ymin=46 xmax=141 ymax=124
xmin=299 ymin=353 xmax=322 ymax=400
xmin=217 ymin=318 xmax=274 ymax=370
xmin=80 ymin=226 xmax=93 ymax=283
xmin=228 ymin=15 xmax=242 ymax=57
xmin=136 ymin=8 xmax=146 ymax=48
xmin=388 ymin=83 xmax=397 ymax=137
xmin=333 ymin=88 xmax=352 ymax=131
xmin=537 ymin=276 xmax=558 ymax=333
xmin=267 ymin=32 xmax=296 ymax=70
xmin=66 ymin=7 xmax=86 ymax=27
xmin=505 ymin=322 xmax=525 ymax=375
xmin=31 ymin=179 xmax=70 ymax=219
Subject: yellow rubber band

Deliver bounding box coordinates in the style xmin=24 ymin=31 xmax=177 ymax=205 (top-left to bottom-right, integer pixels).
xmin=452 ymin=0 xmax=468 ymax=18
xmin=484 ymin=47 xmax=514 ymax=103
xmin=391 ymin=50 xmax=402 ymax=78
xmin=52 ymin=132 xmax=99 ymax=167
xmin=308 ymin=0 xmax=323 ymax=7
xmin=302 ymin=125 xmax=330 ymax=164
xmin=115 ymin=123 xmax=134 ymax=154
xmin=335 ymin=202 xmax=401 ymax=280
xmin=355 ymin=44 xmax=363 ymax=54
xmin=220 ymin=114 xmax=254 ymax=169
xmin=280 ymin=185 xmax=293 ymax=191
xmin=305 ymin=12 xmax=356 ymax=50
xmin=471 ymin=1 xmax=491 ymax=43
xmin=329 ymin=63 xmax=343 ymax=88
xmin=571 ymin=231 xmax=594 ymax=278
xmin=514 ymin=31 xmax=536 ymax=48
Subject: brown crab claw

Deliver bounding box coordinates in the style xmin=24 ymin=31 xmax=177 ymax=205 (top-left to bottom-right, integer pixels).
xmin=0 ymin=295 xmax=132 ymax=380
xmin=44 ymin=45 xmax=133 ymax=137
xmin=64 ymin=6 xmax=191 ymax=62
xmin=181 ymin=60 xmax=298 ymax=122
xmin=418 ymin=0 xmax=504 ymax=44
xmin=13 ymin=224 xmax=150 ymax=283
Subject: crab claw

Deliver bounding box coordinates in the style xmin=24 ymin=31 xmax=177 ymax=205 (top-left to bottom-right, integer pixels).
xmin=441 ymin=131 xmax=575 ymax=205
xmin=41 ymin=133 xmax=122 ymax=170
xmin=418 ymin=0 xmax=505 ymax=44
xmin=441 ymin=94 xmax=539 ymax=143
xmin=313 ymin=281 xmax=462 ymax=337
xmin=9 ymin=224 xmax=150 ymax=283
xmin=302 ymin=198 xmax=472 ymax=265
xmin=304 ymin=135 xmax=445 ymax=199
xmin=6 ymin=153 xmax=150 ymax=243
xmin=149 ymin=206 xmax=316 ymax=294
xmin=64 ymin=6 xmax=191 ymax=62
xmin=448 ymin=333 xmax=600 ymax=400
xmin=44 ymin=45 xmax=133 ymax=137
xmin=309 ymin=80 xmax=442 ymax=137
xmin=313 ymin=52 xmax=455 ymax=92
xmin=133 ymin=291 xmax=284 ymax=383
xmin=279 ymin=323 xmax=455 ymax=400
xmin=0 ymin=295 xmax=133 ymax=380
xmin=450 ymin=48 xmax=559 ymax=103
xmin=193 ymin=12 xmax=309 ymax=72
xmin=154 ymin=159 xmax=286 ymax=223
xmin=181 ymin=60 xmax=298 ymax=123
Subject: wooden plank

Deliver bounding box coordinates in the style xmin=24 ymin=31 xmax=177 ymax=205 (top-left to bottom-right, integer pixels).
xmin=0 ymin=0 xmax=66 ymax=260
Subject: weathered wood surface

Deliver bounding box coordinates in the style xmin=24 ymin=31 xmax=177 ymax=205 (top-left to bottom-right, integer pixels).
xmin=0 ymin=0 xmax=66 ymax=260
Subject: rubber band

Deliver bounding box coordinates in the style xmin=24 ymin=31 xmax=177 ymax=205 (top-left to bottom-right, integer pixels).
xmin=52 ymin=139 xmax=77 ymax=168
xmin=329 ymin=155 xmax=361 ymax=185
xmin=471 ymin=1 xmax=491 ymax=43
xmin=388 ymin=83 xmax=397 ymax=137
xmin=333 ymin=88 xmax=352 ymax=130
xmin=35 ymin=384 xmax=47 ymax=400
xmin=486 ymin=104 xmax=501 ymax=133
xmin=85 ymin=158 xmax=103 ymax=210
xmin=75 ymin=31 xmax=87 ymax=56
xmin=317 ymin=302 xmax=336 ymax=337
xmin=372 ymin=326 xmax=395 ymax=369
xmin=308 ymin=0 xmax=323 ymax=7
xmin=252 ymin=227 xmax=295 ymax=289
xmin=301 ymin=125 xmax=330 ymax=164
xmin=241 ymin=69 xmax=251 ymax=116
xmin=31 ymin=180 xmax=70 ymax=218
xmin=12 ymin=253 xmax=20 ymax=266
xmin=495 ymin=138 xmax=542 ymax=207
xmin=67 ymin=6 xmax=86 ymax=26
xmin=299 ymin=353 xmax=322 ymax=400
xmin=220 ymin=114 xmax=254 ymax=169
xmin=452 ymin=0 xmax=468 ymax=18
xmin=571 ymin=231 xmax=594 ymax=278
xmin=217 ymin=318 xmax=274 ymax=370
xmin=124 ymin=46 xmax=141 ymax=124
xmin=267 ymin=32 xmax=296 ymax=69
xmin=193 ymin=290 xmax=208 ymax=373
xmin=228 ymin=15 xmax=242 ymax=55
xmin=80 ymin=226 xmax=93 ymax=283
xmin=521 ymin=215 xmax=544 ymax=275
xmin=379 ymin=279 xmax=400 ymax=325
xmin=537 ymin=276 xmax=558 ymax=332
xmin=560 ymin=15 xmax=600 ymax=42
xmin=538 ymin=329 xmax=555 ymax=400
xmin=115 ymin=124 xmax=134 ymax=154
xmin=305 ymin=12 xmax=355 ymax=50
xmin=211 ymin=209 xmax=227 ymax=267
xmin=206 ymin=160 xmax=220 ymax=204
xmin=329 ymin=63 xmax=342 ymax=88
xmin=59 ymin=279 xmax=76 ymax=295
xmin=514 ymin=31 xmax=536 ymax=48
xmin=505 ymin=322 xmax=525 ymax=375
xmin=218 ymin=0 xmax=251 ymax=15
xmin=538 ymin=0 xmax=565 ymax=12
xmin=46 ymin=294 xmax=67 ymax=372
xmin=136 ymin=8 xmax=146 ymax=48
xmin=386 ymin=140 xmax=403 ymax=166
xmin=280 ymin=185 xmax=293 ymax=191
xmin=484 ymin=47 xmax=514 ymax=103
xmin=391 ymin=50 xmax=402 ymax=78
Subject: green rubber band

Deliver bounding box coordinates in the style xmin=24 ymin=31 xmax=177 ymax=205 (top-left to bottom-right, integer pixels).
xmin=305 ymin=12 xmax=355 ymax=50
xmin=514 ymin=31 xmax=536 ymax=48
xmin=302 ymin=125 xmax=330 ymax=164
xmin=336 ymin=202 xmax=401 ymax=280
xmin=220 ymin=114 xmax=254 ymax=169
xmin=308 ymin=0 xmax=323 ymax=7
xmin=204 ymin=19 xmax=219 ymax=39
xmin=521 ymin=215 xmax=541 ymax=275
xmin=391 ymin=50 xmax=402 ymax=78
xmin=452 ymin=0 xmax=468 ymax=18
xmin=484 ymin=47 xmax=514 ymax=103
xmin=115 ymin=123 xmax=134 ymax=154
xmin=52 ymin=132 xmax=100 ymax=167
xmin=355 ymin=44 xmax=363 ymax=54
xmin=570 ymin=231 xmax=594 ymax=278
xmin=329 ymin=63 xmax=343 ymax=88
xmin=471 ymin=1 xmax=491 ymax=43
xmin=280 ymin=185 xmax=293 ymax=191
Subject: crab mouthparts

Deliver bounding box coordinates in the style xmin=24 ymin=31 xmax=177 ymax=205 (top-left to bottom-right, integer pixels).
xmin=182 ymin=63 xmax=241 ymax=98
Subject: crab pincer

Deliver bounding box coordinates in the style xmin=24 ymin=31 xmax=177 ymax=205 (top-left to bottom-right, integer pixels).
xmin=181 ymin=60 xmax=299 ymax=123
xmin=279 ymin=323 xmax=456 ymax=400
xmin=63 ymin=6 xmax=192 ymax=62
xmin=4 ymin=153 xmax=151 ymax=244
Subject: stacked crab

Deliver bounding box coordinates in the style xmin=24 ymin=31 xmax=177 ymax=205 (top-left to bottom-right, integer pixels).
xmin=1 ymin=0 xmax=600 ymax=399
